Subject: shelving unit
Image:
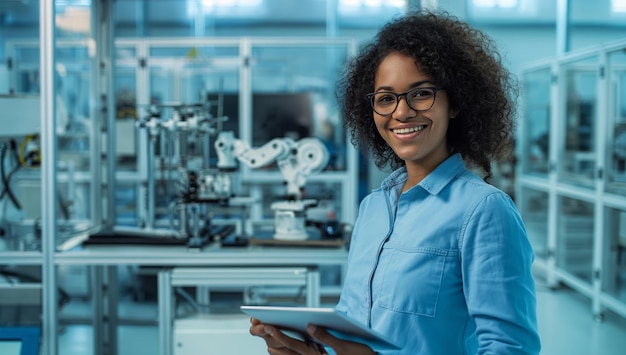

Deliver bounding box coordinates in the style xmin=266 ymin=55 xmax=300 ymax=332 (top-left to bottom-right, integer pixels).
xmin=517 ymin=38 xmax=626 ymax=320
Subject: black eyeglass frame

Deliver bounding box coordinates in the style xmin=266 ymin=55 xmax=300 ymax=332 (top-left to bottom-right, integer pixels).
xmin=366 ymin=87 xmax=444 ymax=116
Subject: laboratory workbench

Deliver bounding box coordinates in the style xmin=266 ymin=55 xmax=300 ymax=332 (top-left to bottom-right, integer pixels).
xmin=1 ymin=238 xmax=349 ymax=355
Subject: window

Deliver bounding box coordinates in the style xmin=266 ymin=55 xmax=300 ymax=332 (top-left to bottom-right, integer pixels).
xmin=613 ymin=0 xmax=626 ymax=13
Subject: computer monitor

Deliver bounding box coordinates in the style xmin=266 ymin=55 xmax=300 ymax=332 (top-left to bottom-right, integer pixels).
xmin=207 ymin=92 xmax=313 ymax=146
xmin=0 ymin=327 xmax=40 ymax=355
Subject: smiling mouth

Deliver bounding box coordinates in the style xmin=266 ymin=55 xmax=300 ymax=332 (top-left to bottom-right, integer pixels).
xmin=392 ymin=125 xmax=426 ymax=135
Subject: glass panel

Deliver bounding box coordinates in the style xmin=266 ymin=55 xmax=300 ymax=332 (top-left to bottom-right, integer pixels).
xmin=1 ymin=46 xmax=42 ymax=251
xmin=115 ymin=46 xmax=138 ymax=118
xmin=115 ymin=183 xmax=138 ymax=226
xmin=522 ymin=67 xmax=552 ymax=176
xmin=148 ymin=46 xmax=239 ymax=104
xmin=559 ymin=56 xmax=599 ymax=188
xmin=55 ymin=42 xmax=94 ymax=240
xmin=603 ymin=208 xmax=626 ymax=302
xmin=115 ymin=67 xmax=138 ymax=118
xmin=519 ymin=188 xmax=549 ymax=260
xmin=1 ymin=0 xmax=97 ymax=250
xmin=149 ymin=66 xmax=176 ymax=105
xmin=607 ymin=49 xmax=626 ymax=195
xmin=130 ymin=44 xmax=240 ymax=229
xmin=556 ymin=196 xmax=594 ymax=282
xmin=14 ymin=46 xmax=40 ymax=64
xmin=51 ymin=1 xmax=98 ymax=249
xmin=12 ymin=46 xmax=41 ymax=94
xmin=0 ymin=0 xmax=40 ymax=262
xmin=251 ymin=44 xmax=349 ymax=172
xmin=115 ymin=46 xmax=139 ymax=173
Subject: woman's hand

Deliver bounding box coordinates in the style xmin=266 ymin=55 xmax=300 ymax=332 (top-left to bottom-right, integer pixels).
xmin=249 ymin=317 xmax=377 ymax=355
xmin=249 ymin=317 xmax=325 ymax=354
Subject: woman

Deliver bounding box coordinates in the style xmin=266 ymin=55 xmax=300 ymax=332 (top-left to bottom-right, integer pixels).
xmin=250 ymin=10 xmax=541 ymax=355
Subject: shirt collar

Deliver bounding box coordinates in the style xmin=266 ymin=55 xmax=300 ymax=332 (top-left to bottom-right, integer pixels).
xmin=381 ymin=153 xmax=466 ymax=195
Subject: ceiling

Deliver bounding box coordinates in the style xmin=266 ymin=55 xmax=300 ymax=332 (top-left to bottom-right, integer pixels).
xmin=1 ymin=0 xmax=625 ymax=29
xmin=0 ymin=0 xmax=406 ymax=28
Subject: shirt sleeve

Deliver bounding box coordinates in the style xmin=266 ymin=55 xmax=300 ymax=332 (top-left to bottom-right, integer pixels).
xmin=459 ymin=192 xmax=541 ymax=355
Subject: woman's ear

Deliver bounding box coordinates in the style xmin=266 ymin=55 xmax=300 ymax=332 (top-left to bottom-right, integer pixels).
xmin=450 ymin=109 xmax=459 ymax=119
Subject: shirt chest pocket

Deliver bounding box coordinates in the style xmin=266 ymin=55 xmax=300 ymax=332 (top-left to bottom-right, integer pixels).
xmin=374 ymin=246 xmax=450 ymax=317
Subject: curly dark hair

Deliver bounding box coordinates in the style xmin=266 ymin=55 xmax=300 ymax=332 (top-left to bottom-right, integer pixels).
xmin=337 ymin=10 xmax=518 ymax=179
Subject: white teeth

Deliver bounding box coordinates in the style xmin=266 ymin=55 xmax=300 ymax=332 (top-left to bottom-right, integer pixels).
xmin=393 ymin=126 xmax=425 ymax=134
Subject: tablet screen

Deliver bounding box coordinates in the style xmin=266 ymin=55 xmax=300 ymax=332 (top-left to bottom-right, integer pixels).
xmin=240 ymin=305 xmax=401 ymax=351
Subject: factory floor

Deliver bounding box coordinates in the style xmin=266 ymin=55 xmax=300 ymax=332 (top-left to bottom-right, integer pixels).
xmin=55 ymin=277 xmax=626 ymax=355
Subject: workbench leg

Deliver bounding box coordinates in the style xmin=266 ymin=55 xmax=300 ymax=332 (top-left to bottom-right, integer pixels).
xmin=197 ymin=286 xmax=210 ymax=308
xmin=91 ymin=265 xmax=119 ymax=355
xmin=306 ymin=268 xmax=320 ymax=308
xmin=106 ymin=266 xmax=119 ymax=355
xmin=91 ymin=266 xmax=103 ymax=355
xmin=158 ymin=270 xmax=173 ymax=355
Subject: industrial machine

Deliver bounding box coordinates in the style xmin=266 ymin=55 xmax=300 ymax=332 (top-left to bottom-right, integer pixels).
xmin=214 ymin=131 xmax=329 ymax=240
xmin=0 ymin=95 xmax=43 ymax=251
xmin=0 ymin=91 xmax=333 ymax=251
xmin=132 ymin=101 xmax=230 ymax=247
xmin=132 ymin=99 xmax=330 ymax=247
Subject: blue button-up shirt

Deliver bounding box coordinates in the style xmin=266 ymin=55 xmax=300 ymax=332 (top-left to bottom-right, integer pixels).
xmin=336 ymin=153 xmax=541 ymax=354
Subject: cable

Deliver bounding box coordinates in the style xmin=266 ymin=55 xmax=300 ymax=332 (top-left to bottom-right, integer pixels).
xmin=0 ymin=142 xmax=6 ymax=199
xmin=0 ymin=141 xmax=22 ymax=209
xmin=2 ymin=163 xmax=22 ymax=205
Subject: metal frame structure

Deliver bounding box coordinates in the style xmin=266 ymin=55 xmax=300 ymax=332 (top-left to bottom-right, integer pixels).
xmin=112 ymin=36 xmax=358 ymax=231
xmin=517 ymin=38 xmax=626 ymax=321
xmin=40 ymin=1 xmax=57 ymax=354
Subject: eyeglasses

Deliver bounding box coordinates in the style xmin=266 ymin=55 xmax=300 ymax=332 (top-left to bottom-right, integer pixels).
xmin=367 ymin=87 xmax=443 ymax=116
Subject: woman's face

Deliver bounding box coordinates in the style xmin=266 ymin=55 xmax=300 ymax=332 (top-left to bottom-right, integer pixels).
xmin=372 ymin=52 xmax=454 ymax=171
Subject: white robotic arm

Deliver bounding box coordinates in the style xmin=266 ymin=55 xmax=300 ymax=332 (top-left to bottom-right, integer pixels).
xmin=273 ymin=137 xmax=329 ymax=199
xmin=235 ymin=138 xmax=293 ymax=168
xmin=214 ymin=131 xmax=330 ymax=240
xmin=215 ymin=131 xmax=329 ymax=200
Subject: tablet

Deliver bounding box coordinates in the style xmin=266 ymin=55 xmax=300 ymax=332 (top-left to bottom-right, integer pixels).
xmin=240 ymin=305 xmax=401 ymax=351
